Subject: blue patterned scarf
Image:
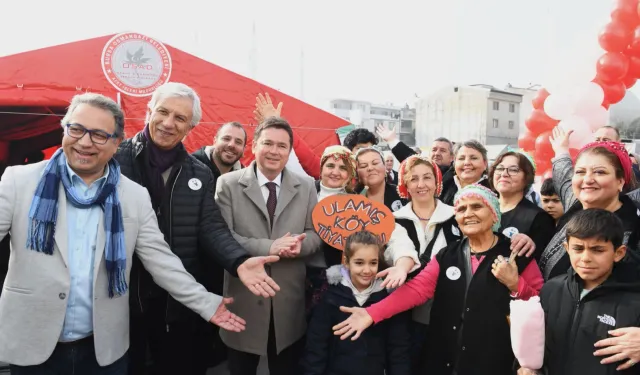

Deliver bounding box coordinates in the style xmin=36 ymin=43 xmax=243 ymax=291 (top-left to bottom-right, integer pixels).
xmin=26 ymin=148 xmax=127 ymax=298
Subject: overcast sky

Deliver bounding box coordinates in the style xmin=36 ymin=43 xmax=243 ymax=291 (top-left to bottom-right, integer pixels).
xmin=0 ymin=0 xmax=630 ymax=109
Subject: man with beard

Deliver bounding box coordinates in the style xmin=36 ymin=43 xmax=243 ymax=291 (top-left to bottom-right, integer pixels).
xmin=193 ymin=122 xmax=246 ymax=188
xmin=191 ymin=121 xmax=247 ymax=368
xmin=115 ymin=83 xmax=280 ymax=375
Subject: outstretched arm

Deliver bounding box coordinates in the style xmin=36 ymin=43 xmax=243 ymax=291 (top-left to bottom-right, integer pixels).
xmin=332 ymin=258 xmax=440 ymax=340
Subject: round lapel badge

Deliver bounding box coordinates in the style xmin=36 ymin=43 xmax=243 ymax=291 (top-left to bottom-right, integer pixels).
xmin=446 ymin=266 xmax=462 ymax=281
xmin=188 ymin=178 xmax=202 ymax=191
xmin=502 ymin=227 xmax=519 ymax=239
xmin=391 ymin=200 xmax=403 ymax=212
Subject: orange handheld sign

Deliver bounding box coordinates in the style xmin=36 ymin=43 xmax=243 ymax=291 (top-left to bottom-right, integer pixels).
xmin=312 ymin=195 xmax=395 ymax=251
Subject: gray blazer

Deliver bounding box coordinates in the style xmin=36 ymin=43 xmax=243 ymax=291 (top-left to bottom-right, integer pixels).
xmin=215 ymin=162 xmax=321 ymax=355
xmin=0 ymin=161 xmax=221 ymax=366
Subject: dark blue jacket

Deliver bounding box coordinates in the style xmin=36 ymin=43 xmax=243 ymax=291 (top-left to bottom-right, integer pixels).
xmin=301 ymin=266 xmax=411 ymax=375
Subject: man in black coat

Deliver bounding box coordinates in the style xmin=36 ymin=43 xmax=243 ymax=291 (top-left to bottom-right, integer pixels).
xmin=116 ymin=83 xmax=280 ymax=375
xmin=191 ymin=121 xmax=247 ymax=368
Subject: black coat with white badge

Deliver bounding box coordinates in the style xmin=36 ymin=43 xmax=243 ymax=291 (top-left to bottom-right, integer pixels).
xmin=116 ymin=133 xmax=250 ymax=321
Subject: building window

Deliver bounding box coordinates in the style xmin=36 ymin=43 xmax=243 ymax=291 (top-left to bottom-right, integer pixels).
xmin=509 ymin=103 xmax=515 ymax=113
xmin=493 ymin=119 xmax=499 ymax=128
xmin=333 ymin=103 xmax=338 ymax=109
xmin=508 ymin=120 xmax=514 ymax=129
xmin=493 ymin=101 xmax=499 ymax=111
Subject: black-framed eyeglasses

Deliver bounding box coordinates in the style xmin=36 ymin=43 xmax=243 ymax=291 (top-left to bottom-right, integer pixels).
xmin=65 ymin=123 xmax=118 ymax=145
xmin=495 ymin=166 xmax=521 ymax=176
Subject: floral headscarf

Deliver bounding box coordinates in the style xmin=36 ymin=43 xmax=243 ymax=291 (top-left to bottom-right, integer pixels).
xmin=454 ymin=184 xmax=501 ymax=232
xmin=396 ymin=155 xmax=443 ymax=199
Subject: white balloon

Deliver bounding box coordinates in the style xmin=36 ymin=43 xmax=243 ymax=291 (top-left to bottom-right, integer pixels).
xmin=573 ymin=82 xmax=605 ymax=111
xmin=544 ymin=94 xmax=573 ymax=120
xmin=559 ymin=115 xmax=592 ymax=149
xmin=579 ymin=106 xmax=610 ymax=132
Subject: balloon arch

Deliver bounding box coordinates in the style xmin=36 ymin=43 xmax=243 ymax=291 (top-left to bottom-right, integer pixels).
xmin=518 ymin=0 xmax=640 ymax=176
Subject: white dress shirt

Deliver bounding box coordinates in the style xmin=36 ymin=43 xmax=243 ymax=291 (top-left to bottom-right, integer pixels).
xmin=256 ymin=167 xmax=282 ymax=203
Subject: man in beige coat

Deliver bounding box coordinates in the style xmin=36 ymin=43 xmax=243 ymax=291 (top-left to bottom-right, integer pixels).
xmin=216 ymin=116 xmax=321 ymax=375
xmin=0 ymin=93 xmax=276 ymax=374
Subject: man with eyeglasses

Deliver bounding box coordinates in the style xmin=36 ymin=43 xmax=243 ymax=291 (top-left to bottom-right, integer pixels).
xmin=0 ymin=93 xmax=248 ymax=374
xmin=115 ymin=82 xmax=280 ymax=375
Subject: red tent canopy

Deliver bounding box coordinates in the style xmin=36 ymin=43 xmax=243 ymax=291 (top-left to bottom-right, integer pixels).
xmin=0 ymin=33 xmax=345 ymax=170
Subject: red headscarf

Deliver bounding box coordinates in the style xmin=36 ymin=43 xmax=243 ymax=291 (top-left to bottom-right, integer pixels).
xmin=397 ymin=155 xmax=443 ymax=199
xmin=577 ymin=141 xmax=632 ymax=186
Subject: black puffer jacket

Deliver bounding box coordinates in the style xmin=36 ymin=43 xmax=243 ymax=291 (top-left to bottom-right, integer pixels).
xmin=301 ymin=265 xmax=411 ymax=375
xmin=541 ymin=263 xmax=640 ymax=375
xmin=116 ymin=133 xmax=250 ymax=321
xmin=191 ymin=145 xmax=243 ymax=295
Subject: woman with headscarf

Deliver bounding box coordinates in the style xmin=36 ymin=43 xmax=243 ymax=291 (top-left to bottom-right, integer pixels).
xmin=379 ymin=155 xmax=461 ymax=374
xmin=355 ymin=147 xmax=407 ymax=213
xmin=306 ymin=146 xmax=357 ymax=314
xmin=439 ymin=140 xmax=491 ymax=206
xmin=488 ymin=149 xmax=556 ymax=260
xmin=333 ymin=185 xmax=544 ymax=375
xmin=539 ymin=141 xmax=640 ymax=281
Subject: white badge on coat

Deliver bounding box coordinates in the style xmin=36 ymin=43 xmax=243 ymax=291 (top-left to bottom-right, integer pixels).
xmin=188 ymin=178 xmax=202 ymax=191
xmin=502 ymin=226 xmax=519 ymax=239
xmin=391 ymin=200 xmax=403 ymax=212
xmin=451 ymin=225 xmax=460 ymax=237
xmin=446 ymin=266 xmax=462 ymax=281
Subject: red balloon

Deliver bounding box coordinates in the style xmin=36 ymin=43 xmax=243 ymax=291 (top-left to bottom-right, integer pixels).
xmin=594 ymin=79 xmax=627 ymax=104
xmin=569 ymin=148 xmax=580 ymax=160
xmin=535 ymin=131 xmax=554 ymax=158
xmin=599 ymin=21 xmax=634 ymax=53
xmin=627 ymin=27 xmax=640 ymax=57
xmin=518 ymin=130 xmax=537 ymax=151
xmin=535 ymin=159 xmax=552 ymax=175
xmin=603 ymin=99 xmax=611 ymax=109
xmin=612 ymin=0 xmax=640 ymax=30
xmin=627 ymin=55 xmax=640 ymax=77
xmin=525 ymin=109 xmax=559 ymax=134
xmin=531 ymin=88 xmax=550 ymax=110
xmin=596 ymin=52 xmax=630 ymax=81
xmin=623 ymin=71 xmax=638 ymax=88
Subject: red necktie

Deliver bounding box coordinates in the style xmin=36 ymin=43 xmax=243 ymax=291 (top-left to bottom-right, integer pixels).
xmin=265 ymin=182 xmax=277 ymax=228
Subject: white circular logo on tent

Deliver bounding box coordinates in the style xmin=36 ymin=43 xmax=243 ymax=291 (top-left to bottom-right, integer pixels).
xmin=502 ymin=227 xmax=519 ymax=238
xmin=101 ymin=33 xmax=172 ymax=97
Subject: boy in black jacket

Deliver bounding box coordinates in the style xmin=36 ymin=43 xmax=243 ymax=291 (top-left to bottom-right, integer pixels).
xmin=519 ymin=209 xmax=640 ymax=375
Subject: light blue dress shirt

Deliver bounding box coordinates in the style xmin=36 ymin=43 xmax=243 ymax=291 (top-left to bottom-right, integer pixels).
xmin=59 ymin=163 xmax=109 ymax=342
